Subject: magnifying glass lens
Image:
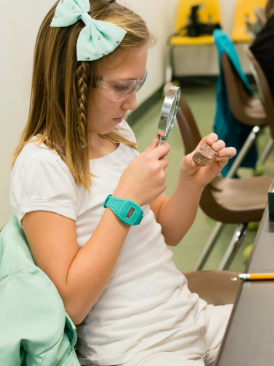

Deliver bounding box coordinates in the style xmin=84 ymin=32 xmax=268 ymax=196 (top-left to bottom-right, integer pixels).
xmin=157 ymin=86 xmax=180 ymax=145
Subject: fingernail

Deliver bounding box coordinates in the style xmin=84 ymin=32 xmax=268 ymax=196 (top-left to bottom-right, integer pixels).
xmin=208 ymin=138 xmax=213 ymax=143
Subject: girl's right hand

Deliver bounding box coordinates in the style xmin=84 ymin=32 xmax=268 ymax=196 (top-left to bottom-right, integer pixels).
xmin=113 ymin=139 xmax=170 ymax=206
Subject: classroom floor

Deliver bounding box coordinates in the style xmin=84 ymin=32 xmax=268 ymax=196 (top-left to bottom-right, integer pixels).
xmin=132 ymin=84 xmax=273 ymax=272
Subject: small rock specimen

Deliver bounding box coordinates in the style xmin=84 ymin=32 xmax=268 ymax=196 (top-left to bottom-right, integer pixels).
xmin=192 ymin=143 xmax=218 ymax=167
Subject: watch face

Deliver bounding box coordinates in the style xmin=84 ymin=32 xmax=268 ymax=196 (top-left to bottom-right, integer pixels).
xmin=126 ymin=206 xmax=135 ymax=219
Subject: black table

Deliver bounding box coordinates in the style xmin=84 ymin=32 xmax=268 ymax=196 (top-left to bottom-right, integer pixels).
xmin=216 ymin=206 xmax=274 ymax=366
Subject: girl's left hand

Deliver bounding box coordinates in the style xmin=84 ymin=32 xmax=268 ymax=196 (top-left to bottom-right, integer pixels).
xmin=180 ymin=133 xmax=237 ymax=187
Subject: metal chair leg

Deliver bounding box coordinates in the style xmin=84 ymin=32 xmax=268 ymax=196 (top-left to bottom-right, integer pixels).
xmin=258 ymin=138 xmax=274 ymax=165
xmin=193 ymin=222 xmax=225 ymax=270
xmin=226 ymin=126 xmax=261 ymax=178
xmin=218 ymin=223 xmax=248 ymax=270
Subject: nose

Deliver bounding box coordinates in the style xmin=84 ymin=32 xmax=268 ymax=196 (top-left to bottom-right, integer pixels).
xmin=122 ymin=91 xmax=138 ymax=111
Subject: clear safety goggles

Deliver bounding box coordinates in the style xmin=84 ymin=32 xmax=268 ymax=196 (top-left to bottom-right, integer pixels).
xmin=96 ymin=69 xmax=148 ymax=102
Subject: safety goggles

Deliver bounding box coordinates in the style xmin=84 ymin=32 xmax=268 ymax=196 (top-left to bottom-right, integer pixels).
xmin=96 ymin=69 xmax=148 ymax=102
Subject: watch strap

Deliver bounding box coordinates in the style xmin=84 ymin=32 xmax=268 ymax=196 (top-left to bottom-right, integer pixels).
xmin=104 ymin=194 xmax=143 ymax=225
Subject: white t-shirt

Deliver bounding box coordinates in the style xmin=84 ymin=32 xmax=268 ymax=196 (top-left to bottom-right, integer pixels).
xmin=9 ymin=121 xmax=206 ymax=365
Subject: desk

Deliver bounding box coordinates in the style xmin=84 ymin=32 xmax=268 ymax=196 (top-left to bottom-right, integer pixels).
xmin=216 ymin=206 xmax=274 ymax=366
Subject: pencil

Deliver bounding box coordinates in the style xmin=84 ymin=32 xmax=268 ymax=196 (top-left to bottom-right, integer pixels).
xmin=239 ymin=273 xmax=274 ymax=280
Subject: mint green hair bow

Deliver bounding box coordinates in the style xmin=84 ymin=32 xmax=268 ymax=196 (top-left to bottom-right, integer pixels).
xmin=50 ymin=0 xmax=127 ymax=61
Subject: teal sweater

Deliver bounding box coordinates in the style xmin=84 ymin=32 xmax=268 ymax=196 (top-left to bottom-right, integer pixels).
xmin=0 ymin=215 xmax=80 ymax=366
xmin=213 ymin=29 xmax=258 ymax=176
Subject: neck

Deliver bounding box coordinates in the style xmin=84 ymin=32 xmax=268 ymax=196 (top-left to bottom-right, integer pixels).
xmin=88 ymin=133 xmax=118 ymax=159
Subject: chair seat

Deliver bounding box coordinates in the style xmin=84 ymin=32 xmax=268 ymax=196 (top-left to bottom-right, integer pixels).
xmin=183 ymin=270 xmax=241 ymax=306
xmin=242 ymin=97 xmax=267 ymax=124
xmin=170 ymin=35 xmax=214 ymax=46
xmin=233 ymin=96 xmax=266 ymax=126
xmin=212 ymin=175 xmax=273 ymax=211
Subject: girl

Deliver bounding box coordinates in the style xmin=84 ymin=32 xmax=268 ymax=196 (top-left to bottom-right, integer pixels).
xmin=10 ymin=0 xmax=236 ymax=365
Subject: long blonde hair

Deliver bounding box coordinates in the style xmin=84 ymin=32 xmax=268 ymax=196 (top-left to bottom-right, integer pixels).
xmin=12 ymin=0 xmax=156 ymax=191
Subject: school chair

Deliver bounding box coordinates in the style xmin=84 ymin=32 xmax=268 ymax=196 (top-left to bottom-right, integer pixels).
xmin=165 ymin=0 xmax=221 ymax=84
xmin=246 ymin=47 xmax=274 ymax=159
xmin=220 ymin=52 xmax=273 ymax=171
xmin=176 ymin=94 xmax=273 ymax=270
xmin=232 ymin=0 xmax=267 ymax=43
xmin=221 ymin=52 xmax=266 ymax=129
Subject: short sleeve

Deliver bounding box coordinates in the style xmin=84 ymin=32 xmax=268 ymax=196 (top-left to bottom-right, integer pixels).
xmin=10 ymin=155 xmax=77 ymax=227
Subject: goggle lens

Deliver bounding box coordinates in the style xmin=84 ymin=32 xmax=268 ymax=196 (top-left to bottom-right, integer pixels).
xmin=97 ymin=70 xmax=147 ymax=102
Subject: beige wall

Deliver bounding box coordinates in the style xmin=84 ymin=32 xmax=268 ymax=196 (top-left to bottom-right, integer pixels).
xmin=1 ymin=0 xmax=241 ymax=228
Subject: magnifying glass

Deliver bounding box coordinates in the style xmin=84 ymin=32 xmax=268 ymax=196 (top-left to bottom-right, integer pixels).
xmin=157 ymin=85 xmax=181 ymax=145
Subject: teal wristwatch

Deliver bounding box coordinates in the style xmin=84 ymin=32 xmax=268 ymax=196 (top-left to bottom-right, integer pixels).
xmin=103 ymin=194 xmax=143 ymax=226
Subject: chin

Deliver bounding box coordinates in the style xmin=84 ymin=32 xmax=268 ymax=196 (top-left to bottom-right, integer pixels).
xmin=97 ymin=126 xmax=119 ymax=135
xmin=93 ymin=118 xmax=124 ymax=135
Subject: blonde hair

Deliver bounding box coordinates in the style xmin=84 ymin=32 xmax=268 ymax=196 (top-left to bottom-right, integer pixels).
xmin=12 ymin=0 xmax=156 ymax=191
